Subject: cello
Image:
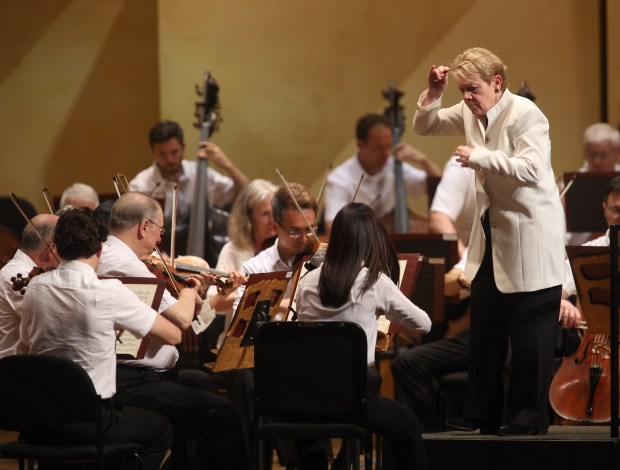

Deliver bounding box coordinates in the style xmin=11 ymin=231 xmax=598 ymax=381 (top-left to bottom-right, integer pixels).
xmin=186 ymin=71 xmax=228 ymax=267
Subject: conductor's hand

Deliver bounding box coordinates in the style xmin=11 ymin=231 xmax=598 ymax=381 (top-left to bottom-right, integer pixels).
xmin=424 ymin=65 xmax=449 ymax=103
xmin=455 ymin=145 xmax=474 ymax=167
xmin=559 ymin=298 xmax=583 ymax=329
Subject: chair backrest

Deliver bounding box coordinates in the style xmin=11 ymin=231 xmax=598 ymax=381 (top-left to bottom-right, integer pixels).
xmin=0 ymin=354 xmax=100 ymax=432
xmin=253 ymin=321 xmax=368 ymax=423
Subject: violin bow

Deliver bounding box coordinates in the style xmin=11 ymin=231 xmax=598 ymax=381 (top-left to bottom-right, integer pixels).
xmin=275 ymin=168 xmax=321 ymax=246
xmin=112 ymin=176 xmax=122 ymax=198
xmin=315 ymin=164 xmax=332 ymax=206
xmin=170 ymin=184 xmax=178 ymax=267
xmin=559 ymin=174 xmax=577 ymax=199
xmin=9 ymin=192 xmax=60 ymax=264
xmin=41 ymin=186 xmax=55 ymax=214
xmin=351 ymin=174 xmax=364 ymax=203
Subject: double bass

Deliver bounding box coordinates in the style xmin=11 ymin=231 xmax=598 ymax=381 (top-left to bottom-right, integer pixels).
xmin=186 ymin=72 xmax=228 ymax=267
xmin=381 ymin=81 xmax=429 ymax=234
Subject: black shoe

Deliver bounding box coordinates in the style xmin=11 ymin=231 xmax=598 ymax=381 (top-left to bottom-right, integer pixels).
xmin=444 ymin=418 xmax=499 ymax=435
xmin=497 ymin=424 xmax=548 ymax=436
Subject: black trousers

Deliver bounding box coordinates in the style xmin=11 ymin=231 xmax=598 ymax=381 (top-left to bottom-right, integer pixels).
xmin=114 ymin=366 xmax=250 ymax=470
xmin=391 ymin=328 xmax=470 ymax=433
xmin=29 ymin=402 xmax=173 ymax=470
xmin=465 ymin=216 xmax=561 ymax=429
xmin=297 ymin=367 xmax=428 ymax=470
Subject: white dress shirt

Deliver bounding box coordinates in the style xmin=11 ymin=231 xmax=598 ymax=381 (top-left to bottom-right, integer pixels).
xmin=430 ymin=156 xmax=476 ymax=245
xmin=295 ymin=266 xmax=431 ymax=365
xmin=232 ymin=239 xmax=293 ymax=314
xmin=97 ymin=235 xmax=178 ymax=369
xmin=129 ymin=160 xmax=234 ymax=233
xmin=323 ymin=154 xmax=427 ymax=223
xmin=20 ymin=261 xmax=156 ymax=399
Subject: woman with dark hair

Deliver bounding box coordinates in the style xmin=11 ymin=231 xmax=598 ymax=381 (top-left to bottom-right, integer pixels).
xmin=295 ymin=202 xmax=431 ymax=470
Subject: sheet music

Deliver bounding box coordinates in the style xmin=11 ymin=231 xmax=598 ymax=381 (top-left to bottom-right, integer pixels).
xmin=109 ymin=279 xmax=165 ymax=359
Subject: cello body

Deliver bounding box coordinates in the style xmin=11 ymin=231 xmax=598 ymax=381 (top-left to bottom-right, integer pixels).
xmin=549 ymin=332 xmax=618 ymax=423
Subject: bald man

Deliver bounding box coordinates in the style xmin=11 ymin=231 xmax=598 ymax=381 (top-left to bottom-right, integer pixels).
xmin=0 ymin=214 xmax=60 ymax=357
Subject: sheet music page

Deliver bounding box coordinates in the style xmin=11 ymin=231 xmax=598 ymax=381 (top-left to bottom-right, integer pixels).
xmin=115 ymin=283 xmax=159 ymax=358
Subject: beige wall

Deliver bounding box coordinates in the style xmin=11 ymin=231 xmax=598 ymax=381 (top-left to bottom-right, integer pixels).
xmin=0 ymin=0 xmax=617 ymax=217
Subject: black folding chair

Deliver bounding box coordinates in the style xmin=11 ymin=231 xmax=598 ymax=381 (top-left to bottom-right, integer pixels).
xmin=0 ymin=354 xmax=144 ymax=470
xmin=253 ymin=321 xmax=372 ymax=470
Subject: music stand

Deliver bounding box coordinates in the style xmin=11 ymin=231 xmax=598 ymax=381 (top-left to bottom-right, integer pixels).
xmin=564 ymin=172 xmax=620 ymax=234
xmin=566 ymin=244 xmax=620 ymax=436
xmin=209 ymin=271 xmax=291 ymax=372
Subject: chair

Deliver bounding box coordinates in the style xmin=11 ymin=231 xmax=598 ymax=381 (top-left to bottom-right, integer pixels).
xmin=0 ymin=354 xmax=144 ymax=470
xmin=253 ymin=321 xmax=372 ymax=470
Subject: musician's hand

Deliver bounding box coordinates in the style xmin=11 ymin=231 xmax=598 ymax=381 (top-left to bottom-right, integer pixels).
xmin=228 ymin=271 xmax=247 ymax=290
xmin=559 ymin=298 xmax=583 ymax=329
xmin=186 ymin=273 xmax=210 ymax=299
xmin=454 ymin=145 xmax=474 ymax=167
xmin=424 ymin=65 xmax=449 ymax=103
xmin=197 ymin=142 xmax=234 ymax=171
xmin=394 ymin=143 xmax=429 ymax=165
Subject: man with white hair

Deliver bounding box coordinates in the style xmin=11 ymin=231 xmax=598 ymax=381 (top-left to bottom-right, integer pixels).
xmin=579 ymin=122 xmax=620 ymax=172
xmin=59 ymin=182 xmax=100 ymax=210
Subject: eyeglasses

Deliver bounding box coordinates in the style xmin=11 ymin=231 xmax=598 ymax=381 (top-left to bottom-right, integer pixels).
xmin=277 ymin=223 xmax=318 ymax=239
xmin=147 ymin=219 xmax=166 ymax=236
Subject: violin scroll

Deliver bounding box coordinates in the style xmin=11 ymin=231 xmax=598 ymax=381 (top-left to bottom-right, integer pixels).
xmin=11 ymin=267 xmax=47 ymax=294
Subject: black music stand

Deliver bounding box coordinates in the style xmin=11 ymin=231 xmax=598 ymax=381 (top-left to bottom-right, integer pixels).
xmin=564 ymin=172 xmax=620 ymax=235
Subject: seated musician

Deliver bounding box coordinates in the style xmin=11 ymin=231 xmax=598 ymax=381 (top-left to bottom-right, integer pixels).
xmin=0 ymin=214 xmax=59 ymax=358
xmin=96 ymin=191 xmax=250 ymax=470
xmin=129 ymin=120 xmax=249 ymax=255
xmin=322 ymin=113 xmax=441 ymax=235
xmin=295 ymin=203 xmax=431 ymax=470
xmin=232 ymin=182 xmax=318 ymax=315
xmin=428 ymin=156 xmax=475 ymax=258
xmin=58 ymin=182 xmax=100 ymax=211
xmin=566 ymin=122 xmax=620 ymax=245
xmin=19 ymin=208 xmax=174 ymax=470
xmin=562 ymin=175 xmax=620 ymax=322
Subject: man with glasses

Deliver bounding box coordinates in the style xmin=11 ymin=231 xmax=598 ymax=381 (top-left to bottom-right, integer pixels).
xmin=97 ymin=191 xmax=251 ymax=470
xmin=233 ymin=182 xmax=318 ymax=315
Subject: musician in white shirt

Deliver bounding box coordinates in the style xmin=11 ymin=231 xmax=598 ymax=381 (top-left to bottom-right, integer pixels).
xmin=19 ymin=208 xmax=175 ymax=470
xmin=97 ymin=191 xmax=250 ymax=470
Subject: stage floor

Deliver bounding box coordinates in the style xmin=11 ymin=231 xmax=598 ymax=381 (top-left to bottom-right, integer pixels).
xmin=423 ymin=425 xmax=620 ymax=470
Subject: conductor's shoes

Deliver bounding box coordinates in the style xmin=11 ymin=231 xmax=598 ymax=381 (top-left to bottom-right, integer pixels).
xmin=497 ymin=424 xmax=548 ymax=436
xmin=444 ymin=418 xmax=499 ymax=435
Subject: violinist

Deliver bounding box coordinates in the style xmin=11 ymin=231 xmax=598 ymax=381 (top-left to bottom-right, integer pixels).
xmin=322 ymin=113 xmax=441 ymax=235
xmin=0 ymin=213 xmax=59 ymax=358
xmin=19 ymin=208 xmax=175 ymax=470
xmin=96 ymin=191 xmax=250 ymax=470
xmin=294 ymin=203 xmax=431 ymax=470
xmin=129 ymin=120 xmax=249 ymax=255
xmin=232 ymin=182 xmax=318 ymax=314
xmin=58 ymin=182 xmax=100 ymax=211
